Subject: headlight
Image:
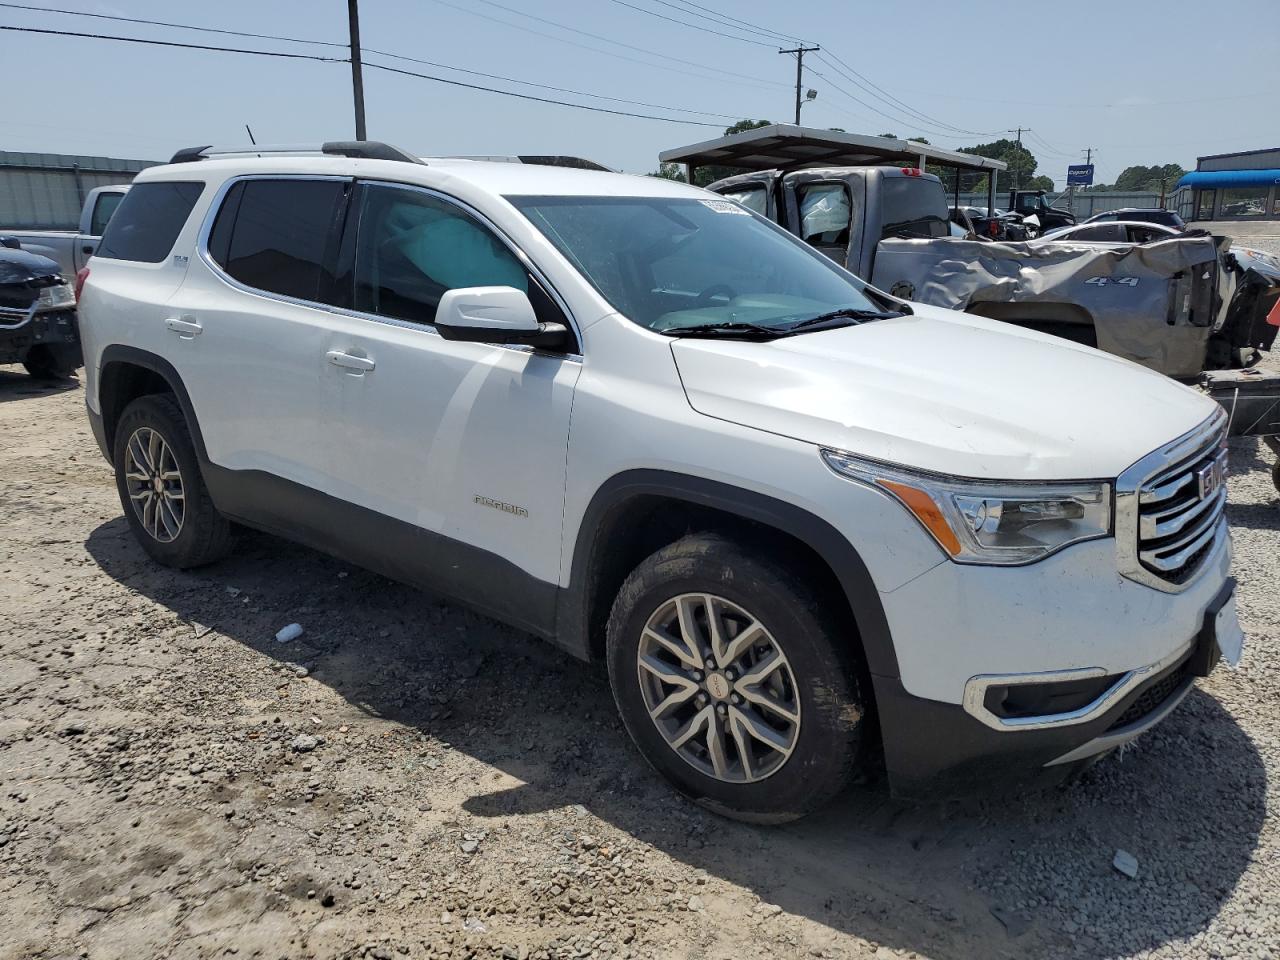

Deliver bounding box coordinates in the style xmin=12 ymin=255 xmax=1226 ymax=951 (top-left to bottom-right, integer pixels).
xmin=822 ymin=449 xmax=1112 ymax=565
xmin=35 ymin=283 xmax=75 ymax=312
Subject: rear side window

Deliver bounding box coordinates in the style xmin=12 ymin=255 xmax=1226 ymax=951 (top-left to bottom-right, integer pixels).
xmin=209 ymin=178 xmax=347 ymax=302
xmin=96 ymin=181 xmax=204 ymax=263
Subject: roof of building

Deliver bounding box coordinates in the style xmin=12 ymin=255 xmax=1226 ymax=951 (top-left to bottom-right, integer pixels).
xmin=659 ymin=124 xmax=1007 ymax=174
xmin=1176 ymin=169 xmax=1280 ymax=190
xmin=1196 ymin=147 xmax=1280 ymax=163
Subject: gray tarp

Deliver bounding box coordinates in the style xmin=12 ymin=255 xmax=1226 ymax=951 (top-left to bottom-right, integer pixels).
xmin=871 ymin=235 xmax=1225 ymax=379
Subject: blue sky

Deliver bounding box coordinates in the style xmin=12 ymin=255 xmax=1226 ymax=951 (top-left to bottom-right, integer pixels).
xmin=4 ymin=0 xmax=1277 ymax=186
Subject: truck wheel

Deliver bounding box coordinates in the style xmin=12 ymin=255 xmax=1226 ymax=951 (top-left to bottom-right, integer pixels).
xmin=22 ymin=345 xmax=78 ymax=380
xmin=1273 ymin=460 xmax=1280 ymax=496
xmin=606 ymin=533 xmax=866 ymax=823
xmin=112 ymin=394 xmax=233 ymax=569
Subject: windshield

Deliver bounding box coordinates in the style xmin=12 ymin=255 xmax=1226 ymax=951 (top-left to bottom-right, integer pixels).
xmin=508 ymin=195 xmax=885 ymax=333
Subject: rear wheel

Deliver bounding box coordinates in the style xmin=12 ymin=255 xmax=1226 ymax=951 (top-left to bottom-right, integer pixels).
xmin=113 ymin=394 xmax=233 ymax=568
xmin=606 ymin=533 xmax=867 ymax=822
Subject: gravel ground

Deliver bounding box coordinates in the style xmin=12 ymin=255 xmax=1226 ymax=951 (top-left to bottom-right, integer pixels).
xmin=1 ymin=353 xmax=1278 ymax=959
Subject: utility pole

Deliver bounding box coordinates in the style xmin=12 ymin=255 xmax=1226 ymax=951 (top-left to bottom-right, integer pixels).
xmin=1008 ymin=126 xmax=1027 ymax=194
xmin=779 ymin=45 xmax=820 ymax=125
xmin=348 ymin=0 xmax=367 ymax=141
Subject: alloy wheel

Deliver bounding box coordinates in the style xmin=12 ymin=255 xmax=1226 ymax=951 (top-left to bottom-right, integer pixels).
xmin=123 ymin=426 xmax=185 ymax=543
xmin=637 ymin=593 xmax=801 ymax=783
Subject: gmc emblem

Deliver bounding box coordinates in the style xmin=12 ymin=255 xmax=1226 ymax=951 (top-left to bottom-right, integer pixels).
xmin=1197 ymin=451 xmax=1228 ymax=500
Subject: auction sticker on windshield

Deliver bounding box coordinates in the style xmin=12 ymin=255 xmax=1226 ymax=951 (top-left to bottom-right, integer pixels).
xmin=699 ymin=199 xmax=750 ymax=215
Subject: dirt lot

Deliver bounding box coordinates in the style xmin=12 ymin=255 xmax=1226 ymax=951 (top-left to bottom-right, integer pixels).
xmin=1 ymin=363 xmax=1278 ymax=960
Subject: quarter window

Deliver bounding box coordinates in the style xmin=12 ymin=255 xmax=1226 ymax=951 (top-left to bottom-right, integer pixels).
xmin=209 ymin=179 xmax=347 ymax=302
xmin=351 ymin=183 xmax=528 ymax=325
xmin=96 ymin=181 xmax=204 ymax=263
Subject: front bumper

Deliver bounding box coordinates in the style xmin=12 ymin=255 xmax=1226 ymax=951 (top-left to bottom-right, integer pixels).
xmin=876 ymin=575 xmax=1236 ymax=799
xmin=0 ymin=306 xmax=81 ymax=366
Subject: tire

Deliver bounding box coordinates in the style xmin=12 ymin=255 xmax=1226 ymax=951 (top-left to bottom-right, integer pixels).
xmin=1272 ymin=460 xmax=1280 ymax=496
xmin=23 ymin=344 xmax=78 ymax=380
xmin=112 ymin=393 xmax=233 ymax=569
xmin=605 ymin=533 xmax=866 ymax=823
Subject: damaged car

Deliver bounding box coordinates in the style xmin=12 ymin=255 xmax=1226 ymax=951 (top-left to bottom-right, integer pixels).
xmin=0 ymin=241 xmax=81 ymax=379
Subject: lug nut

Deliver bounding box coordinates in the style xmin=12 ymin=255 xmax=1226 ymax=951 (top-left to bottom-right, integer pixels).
xmin=730 ymin=693 xmax=742 ymax=705
xmin=704 ymin=658 xmax=716 ymax=670
xmin=691 ymin=671 xmax=703 ymax=682
xmin=724 ymin=669 xmax=735 ymax=681
xmin=716 ymin=703 xmax=728 ymax=717
xmin=696 ymin=693 xmax=708 ymax=707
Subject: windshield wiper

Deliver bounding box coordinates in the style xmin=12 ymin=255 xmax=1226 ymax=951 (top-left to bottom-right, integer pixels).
xmin=662 ymin=321 xmax=782 ymax=340
xmin=780 ymin=308 xmax=904 ymax=332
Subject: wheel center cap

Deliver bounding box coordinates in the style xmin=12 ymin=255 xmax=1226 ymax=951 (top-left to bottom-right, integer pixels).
xmin=705 ymin=672 xmax=730 ymax=701
xmin=153 ymin=476 xmax=164 ymax=493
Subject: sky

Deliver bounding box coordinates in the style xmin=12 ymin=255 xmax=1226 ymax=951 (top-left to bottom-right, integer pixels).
xmin=4 ymin=0 xmax=1278 ymax=187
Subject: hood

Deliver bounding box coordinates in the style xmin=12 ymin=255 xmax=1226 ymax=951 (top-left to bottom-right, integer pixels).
xmin=670 ymin=306 xmax=1219 ymax=481
xmin=0 ymin=246 xmax=62 ymax=285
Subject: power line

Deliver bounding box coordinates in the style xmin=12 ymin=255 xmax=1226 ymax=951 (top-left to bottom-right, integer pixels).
xmin=659 ymin=0 xmax=808 ymax=44
xmin=650 ymin=0 xmax=804 ymax=44
xmin=601 ymin=0 xmax=777 ymax=48
xmin=451 ymin=0 xmax=788 ymax=89
xmin=363 ymin=48 xmax=742 ymax=120
xmin=3 ymin=3 xmax=743 ymax=123
xmin=3 ymin=24 xmax=722 ymax=127
xmin=360 ymin=61 xmax=719 ymax=127
xmin=0 ymin=24 xmax=345 ymax=61
xmin=0 ymin=1 xmax=345 ymax=47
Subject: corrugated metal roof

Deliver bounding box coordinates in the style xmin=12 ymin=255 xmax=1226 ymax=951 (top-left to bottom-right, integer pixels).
xmin=659 ymin=124 xmax=1007 ymax=174
xmin=1176 ymin=170 xmax=1280 ymax=189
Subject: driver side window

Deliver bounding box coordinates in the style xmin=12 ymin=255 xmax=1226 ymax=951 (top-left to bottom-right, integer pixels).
xmin=797 ymin=183 xmax=851 ymax=250
xmin=352 ymin=183 xmax=528 ymax=326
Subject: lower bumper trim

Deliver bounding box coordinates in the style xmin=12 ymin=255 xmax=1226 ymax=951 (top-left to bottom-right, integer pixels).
xmin=1045 ymin=676 xmax=1194 ymax=766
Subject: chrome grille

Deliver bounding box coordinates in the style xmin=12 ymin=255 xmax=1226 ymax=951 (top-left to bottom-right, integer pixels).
xmin=1116 ymin=410 xmax=1228 ymax=592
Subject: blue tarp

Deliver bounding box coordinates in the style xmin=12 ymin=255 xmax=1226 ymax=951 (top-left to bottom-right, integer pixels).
xmin=1176 ymin=169 xmax=1280 ymax=190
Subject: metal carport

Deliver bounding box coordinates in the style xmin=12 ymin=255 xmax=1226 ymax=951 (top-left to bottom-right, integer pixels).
xmin=659 ymin=124 xmax=1008 ymax=214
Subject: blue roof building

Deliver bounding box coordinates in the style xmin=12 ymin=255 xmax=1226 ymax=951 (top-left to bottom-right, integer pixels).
xmin=1174 ymin=147 xmax=1280 ymax=221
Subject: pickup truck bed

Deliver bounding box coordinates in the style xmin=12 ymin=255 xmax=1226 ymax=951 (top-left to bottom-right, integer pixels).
xmin=0 ymin=185 xmax=129 ymax=282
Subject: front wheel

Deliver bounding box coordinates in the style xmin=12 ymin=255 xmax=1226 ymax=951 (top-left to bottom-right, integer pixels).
xmin=23 ymin=344 xmax=79 ymax=380
xmin=606 ymin=533 xmax=867 ymax=823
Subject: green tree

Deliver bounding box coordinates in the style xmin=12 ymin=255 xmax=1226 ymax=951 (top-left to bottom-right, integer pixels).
xmin=648 ymin=161 xmax=686 ymax=181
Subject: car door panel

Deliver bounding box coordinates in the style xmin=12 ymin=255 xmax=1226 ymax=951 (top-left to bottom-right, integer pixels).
xmin=318 ymin=182 xmax=580 ymax=589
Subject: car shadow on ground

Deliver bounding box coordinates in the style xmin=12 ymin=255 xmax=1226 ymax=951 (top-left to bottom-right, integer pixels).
xmin=85 ymin=518 xmax=1266 ymax=960
xmin=0 ymin=366 xmax=79 ymax=404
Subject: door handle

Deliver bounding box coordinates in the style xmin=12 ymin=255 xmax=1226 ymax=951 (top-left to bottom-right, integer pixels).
xmin=164 ymin=317 xmax=202 ymax=338
xmin=326 ymin=350 xmax=375 ymax=372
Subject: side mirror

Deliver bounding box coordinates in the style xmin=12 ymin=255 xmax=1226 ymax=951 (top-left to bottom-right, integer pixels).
xmin=435 ymin=286 xmax=570 ymax=350
xmin=0 ymin=236 xmax=21 ymax=250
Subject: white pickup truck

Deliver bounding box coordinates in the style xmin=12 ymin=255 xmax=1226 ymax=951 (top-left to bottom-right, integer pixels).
xmin=1 ymin=185 xmax=130 ymax=282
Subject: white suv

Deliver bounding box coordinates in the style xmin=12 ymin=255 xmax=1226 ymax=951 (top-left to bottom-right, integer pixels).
xmin=78 ymin=142 xmax=1242 ymax=821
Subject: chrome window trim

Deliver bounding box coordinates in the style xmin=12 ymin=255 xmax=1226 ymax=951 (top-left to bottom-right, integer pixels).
xmin=193 ymin=173 xmax=583 ymax=362
xmin=1114 ymin=408 xmax=1228 ymax=593
xmin=961 ymin=638 xmax=1193 ymax=733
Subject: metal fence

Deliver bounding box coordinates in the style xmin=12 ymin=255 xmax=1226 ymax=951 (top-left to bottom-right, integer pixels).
xmin=951 ymin=190 xmax=1164 ymax=216
xmin=0 ymin=151 xmax=158 ymax=230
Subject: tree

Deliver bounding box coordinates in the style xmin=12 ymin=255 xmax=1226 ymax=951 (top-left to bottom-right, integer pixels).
xmin=648 ymin=161 xmax=685 ymax=181
xmin=692 ymin=119 xmax=773 ymax=186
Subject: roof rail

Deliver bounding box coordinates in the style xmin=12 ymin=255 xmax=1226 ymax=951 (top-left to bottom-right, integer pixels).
xmin=167 ymin=141 xmax=424 ymax=165
xmin=448 ymin=154 xmax=614 ymax=172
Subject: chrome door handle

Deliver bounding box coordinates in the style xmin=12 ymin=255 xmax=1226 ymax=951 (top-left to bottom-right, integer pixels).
xmin=326 ymin=350 xmax=375 ymax=372
xmin=165 ymin=317 xmax=202 ymax=338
